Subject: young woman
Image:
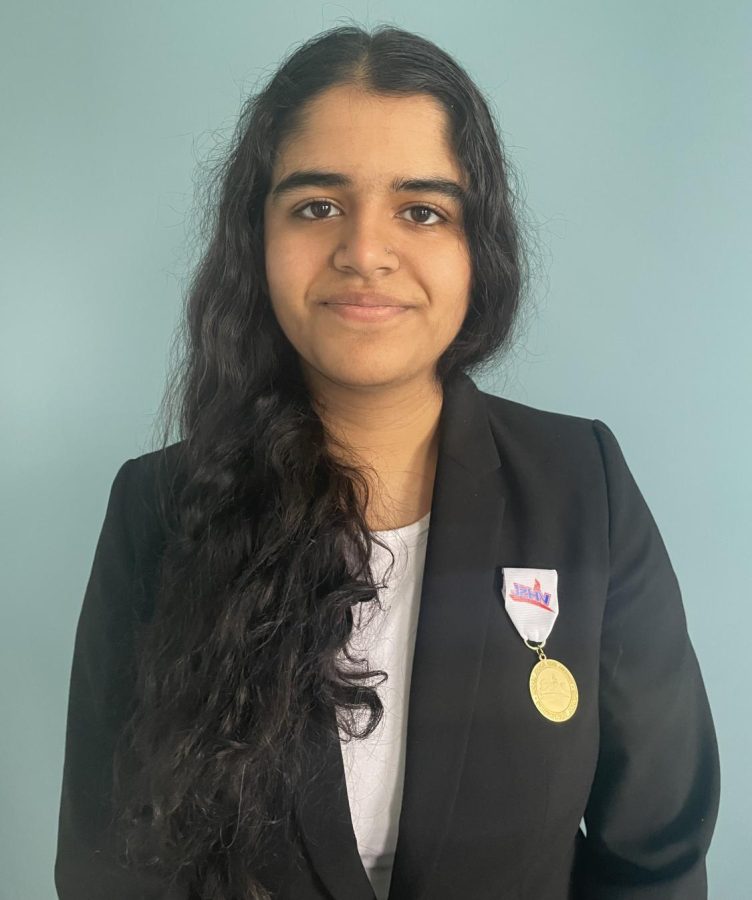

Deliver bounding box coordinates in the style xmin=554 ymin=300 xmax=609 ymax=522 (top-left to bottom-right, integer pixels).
xmin=55 ymin=24 xmax=720 ymax=900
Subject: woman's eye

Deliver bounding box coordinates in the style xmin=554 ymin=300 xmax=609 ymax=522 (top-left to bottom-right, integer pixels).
xmin=294 ymin=201 xmax=446 ymax=225
xmin=402 ymin=205 xmax=445 ymax=225
xmin=296 ymin=200 xmax=340 ymax=220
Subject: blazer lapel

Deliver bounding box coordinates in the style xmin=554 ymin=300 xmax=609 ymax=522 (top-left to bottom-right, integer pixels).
xmin=296 ymin=372 xmax=505 ymax=900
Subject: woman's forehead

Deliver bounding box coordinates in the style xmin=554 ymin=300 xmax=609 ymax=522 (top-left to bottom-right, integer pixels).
xmin=272 ymin=88 xmax=461 ymax=186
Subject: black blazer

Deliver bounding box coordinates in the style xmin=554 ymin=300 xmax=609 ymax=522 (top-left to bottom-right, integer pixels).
xmin=55 ymin=371 xmax=720 ymax=899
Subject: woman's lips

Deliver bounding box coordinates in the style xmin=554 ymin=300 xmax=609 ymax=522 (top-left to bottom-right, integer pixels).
xmin=322 ymin=303 xmax=410 ymax=322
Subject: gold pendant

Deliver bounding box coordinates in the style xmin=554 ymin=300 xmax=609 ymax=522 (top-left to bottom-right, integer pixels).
xmin=529 ymin=657 xmax=578 ymax=722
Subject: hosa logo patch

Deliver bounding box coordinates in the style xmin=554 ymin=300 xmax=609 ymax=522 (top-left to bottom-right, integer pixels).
xmin=509 ymin=578 xmax=554 ymax=612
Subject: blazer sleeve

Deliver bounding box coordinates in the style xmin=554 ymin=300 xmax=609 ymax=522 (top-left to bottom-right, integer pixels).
xmin=54 ymin=458 xmax=187 ymax=900
xmin=572 ymin=419 xmax=721 ymax=899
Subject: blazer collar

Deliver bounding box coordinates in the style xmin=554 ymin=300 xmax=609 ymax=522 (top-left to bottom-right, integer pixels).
xmin=295 ymin=370 xmax=506 ymax=900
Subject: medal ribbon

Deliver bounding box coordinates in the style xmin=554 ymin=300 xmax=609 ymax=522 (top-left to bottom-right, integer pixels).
xmin=501 ymin=567 xmax=559 ymax=644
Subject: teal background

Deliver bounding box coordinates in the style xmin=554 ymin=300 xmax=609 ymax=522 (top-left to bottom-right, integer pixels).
xmin=2 ymin=2 xmax=749 ymax=897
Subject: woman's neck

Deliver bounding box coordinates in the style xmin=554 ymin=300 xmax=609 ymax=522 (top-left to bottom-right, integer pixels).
xmin=305 ymin=369 xmax=443 ymax=531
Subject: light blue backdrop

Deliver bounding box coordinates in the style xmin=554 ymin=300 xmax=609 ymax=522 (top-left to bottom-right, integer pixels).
xmin=2 ymin=2 xmax=749 ymax=897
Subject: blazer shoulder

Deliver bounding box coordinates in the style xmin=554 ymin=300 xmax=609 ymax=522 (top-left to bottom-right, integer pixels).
xmin=126 ymin=439 xmax=186 ymax=485
xmin=475 ymin=389 xmax=631 ymax=494
xmin=125 ymin=440 xmax=187 ymax=502
xmin=111 ymin=440 xmax=186 ymax=554
xmin=480 ymin=389 xmax=604 ymax=451
xmin=481 ymin=390 xmax=594 ymax=429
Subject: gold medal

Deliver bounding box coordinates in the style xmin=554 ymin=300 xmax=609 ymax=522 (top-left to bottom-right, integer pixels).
xmin=525 ymin=640 xmax=578 ymax=722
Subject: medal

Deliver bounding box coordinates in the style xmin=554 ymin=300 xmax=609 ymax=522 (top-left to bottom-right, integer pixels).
xmin=526 ymin=639 xmax=578 ymax=722
xmin=501 ymin=568 xmax=579 ymax=723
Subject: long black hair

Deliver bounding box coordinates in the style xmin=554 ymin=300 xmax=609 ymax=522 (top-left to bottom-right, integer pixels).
xmin=110 ymin=22 xmax=537 ymax=900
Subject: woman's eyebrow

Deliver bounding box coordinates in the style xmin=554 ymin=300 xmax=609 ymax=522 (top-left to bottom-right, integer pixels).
xmin=269 ymin=169 xmax=467 ymax=205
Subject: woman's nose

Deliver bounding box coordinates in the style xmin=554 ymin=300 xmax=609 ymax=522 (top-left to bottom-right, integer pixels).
xmin=331 ymin=209 xmax=399 ymax=277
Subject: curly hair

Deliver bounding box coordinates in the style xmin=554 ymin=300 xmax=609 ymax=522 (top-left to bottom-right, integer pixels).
xmin=109 ymin=22 xmax=536 ymax=900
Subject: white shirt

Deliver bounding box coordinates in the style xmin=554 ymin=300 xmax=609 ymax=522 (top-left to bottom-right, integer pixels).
xmin=337 ymin=511 xmax=431 ymax=900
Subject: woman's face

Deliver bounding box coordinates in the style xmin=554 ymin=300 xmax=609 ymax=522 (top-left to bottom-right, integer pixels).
xmin=263 ymin=85 xmax=472 ymax=392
